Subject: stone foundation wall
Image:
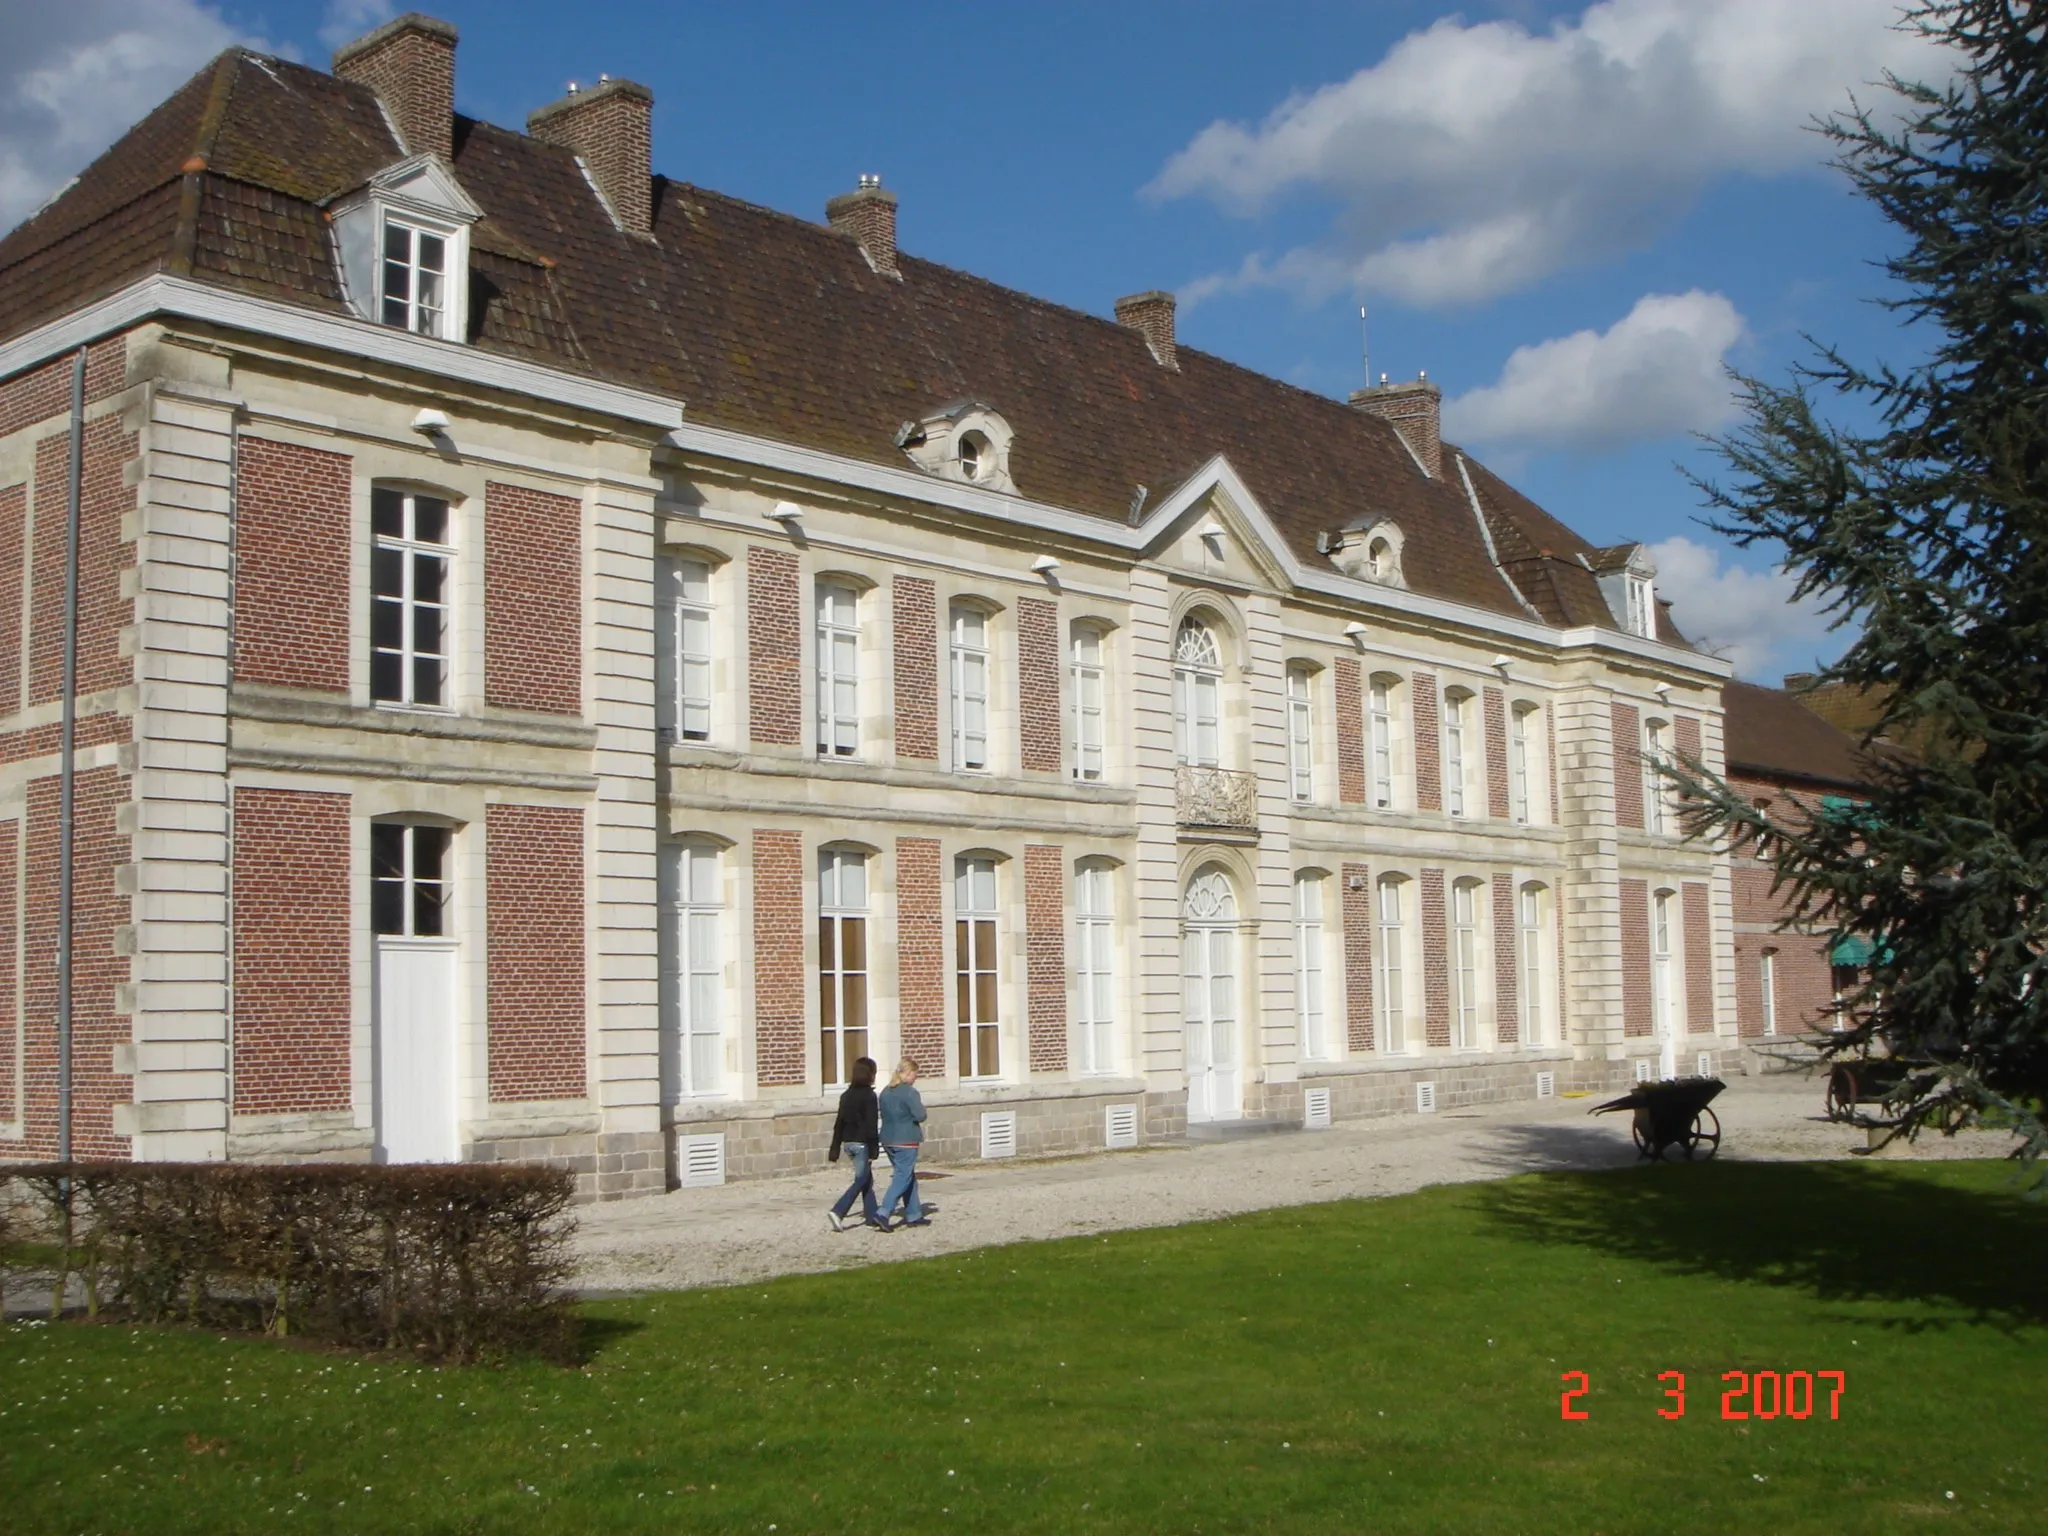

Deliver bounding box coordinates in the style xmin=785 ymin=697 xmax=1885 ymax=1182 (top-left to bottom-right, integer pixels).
xmin=470 ymin=1128 xmax=666 ymax=1202
xmin=1295 ymin=1053 xmax=1638 ymax=1123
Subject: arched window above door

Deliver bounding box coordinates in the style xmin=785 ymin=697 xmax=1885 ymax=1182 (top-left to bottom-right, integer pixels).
xmin=1173 ymin=617 xmax=1224 ymax=768
xmin=1183 ymin=865 xmax=1237 ymax=923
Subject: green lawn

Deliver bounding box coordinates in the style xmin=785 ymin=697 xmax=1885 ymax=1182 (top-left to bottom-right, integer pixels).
xmin=3 ymin=1159 xmax=2043 ymax=1533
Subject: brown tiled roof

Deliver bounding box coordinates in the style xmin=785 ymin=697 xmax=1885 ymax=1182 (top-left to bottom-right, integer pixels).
xmin=1723 ymin=679 xmax=1868 ymax=789
xmin=2 ymin=47 xmax=1695 ymax=636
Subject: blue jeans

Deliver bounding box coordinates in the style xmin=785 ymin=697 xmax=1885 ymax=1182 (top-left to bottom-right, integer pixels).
xmin=831 ymin=1143 xmax=880 ymax=1222
xmin=881 ymin=1143 xmax=923 ymax=1223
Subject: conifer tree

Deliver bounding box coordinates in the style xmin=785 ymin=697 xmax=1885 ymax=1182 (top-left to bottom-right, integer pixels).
xmin=1682 ymin=0 xmax=2048 ymax=1168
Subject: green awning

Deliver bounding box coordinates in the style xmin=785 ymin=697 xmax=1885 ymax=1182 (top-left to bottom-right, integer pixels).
xmin=1831 ymin=935 xmax=1877 ymax=967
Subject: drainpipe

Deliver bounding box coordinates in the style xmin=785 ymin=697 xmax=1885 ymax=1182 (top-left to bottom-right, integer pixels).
xmin=57 ymin=346 xmax=86 ymax=1169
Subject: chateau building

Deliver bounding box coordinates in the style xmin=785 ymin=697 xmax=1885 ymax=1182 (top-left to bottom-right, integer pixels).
xmin=0 ymin=14 xmax=1860 ymax=1197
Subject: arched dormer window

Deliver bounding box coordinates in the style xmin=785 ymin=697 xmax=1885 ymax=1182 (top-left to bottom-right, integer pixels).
xmin=1173 ymin=617 xmax=1224 ymax=768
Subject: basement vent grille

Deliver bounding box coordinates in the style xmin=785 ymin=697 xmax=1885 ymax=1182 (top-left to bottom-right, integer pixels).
xmin=1415 ymin=1081 xmax=1437 ymax=1114
xmin=1535 ymin=1071 xmax=1556 ymax=1100
xmin=1697 ymin=1052 xmax=1715 ymax=1079
xmin=1634 ymin=1058 xmax=1654 ymax=1084
xmin=980 ymin=1111 xmax=1018 ymax=1160
xmin=1303 ymin=1087 xmax=1332 ymax=1129
xmin=679 ymin=1133 xmax=726 ymax=1188
xmin=1104 ymin=1103 xmax=1139 ymax=1149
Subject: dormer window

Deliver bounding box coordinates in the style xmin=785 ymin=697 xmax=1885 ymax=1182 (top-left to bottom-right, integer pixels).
xmin=382 ymin=220 xmax=449 ymax=334
xmin=1367 ymin=538 xmax=1394 ymax=580
xmin=899 ymin=402 xmax=1017 ymax=493
xmin=1591 ymin=543 xmax=1659 ymax=639
xmin=1322 ymin=518 xmax=1406 ymax=586
xmin=959 ymin=431 xmax=989 ymax=482
xmin=330 ymin=155 xmax=481 ymax=345
xmin=1626 ymin=573 xmax=1655 ymax=638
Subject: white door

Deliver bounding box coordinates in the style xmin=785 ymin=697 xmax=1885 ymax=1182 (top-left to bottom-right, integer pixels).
xmin=374 ymin=937 xmax=459 ymax=1163
xmin=1182 ymin=869 xmax=1241 ymax=1122
xmin=1651 ymin=891 xmax=1678 ymax=1079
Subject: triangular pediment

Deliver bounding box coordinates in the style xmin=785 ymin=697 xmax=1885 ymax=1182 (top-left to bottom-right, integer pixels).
xmin=331 ymin=153 xmax=482 ymax=225
xmin=1137 ymin=457 xmax=1293 ymax=593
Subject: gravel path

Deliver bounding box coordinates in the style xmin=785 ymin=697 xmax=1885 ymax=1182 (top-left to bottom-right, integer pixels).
xmin=574 ymin=1072 xmax=2020 ymax=1295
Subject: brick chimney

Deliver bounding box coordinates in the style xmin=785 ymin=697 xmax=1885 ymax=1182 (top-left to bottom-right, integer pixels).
xmin=333 ymin=12 xmax=458 ymax=163
xmin=1350 ymin=374 xmax=1442 ymax=479
xmin=1115 ymin=290 xmax=1178 ymax=371
xmin=827 ymin=175 xmax=898 ymax=277
xmin=528 ymin=77 xmax=655 ymax=236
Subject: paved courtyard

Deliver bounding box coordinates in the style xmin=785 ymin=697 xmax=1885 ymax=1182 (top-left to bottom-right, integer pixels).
xmin=573 ymin=1070 xmax=2021 ymax=1294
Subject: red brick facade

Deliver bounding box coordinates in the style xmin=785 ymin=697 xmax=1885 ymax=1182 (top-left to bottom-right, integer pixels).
xmin=1420 ymin=867 xmax=1449 ymax=1048
xmin=1023 ymin=844 xmax=1066 ymax=1071
xmin=30 ymin=414 xmax=136 ymax=704
xmin=1620 ymin=876 xmax=1652 ymax=1037
xmin=750 ymin=829 xmax=805 ymax=1085
xmin=1483 ymin=686 xmax=1510 ymax=820
xmin=748 ymin=547 xmax=801 ymax=747
xmin=1675 ymin=714 xmax=1701 ymax=765
xmin=1612 ymin=702 xmax=1643 ymax=829
xmin=484 ymin=482 xmax=582 ymax=715
xmin=0 ymin=337 xmax=124 ymax=442
xmin=234 ymin=437 xmax=352 ymax=692
xmin=895 ymin=836 xmax=946 ymax=1076
xmin=0 ymin=483 xmax=21 ymax=709
xmin=231 ymin=788 xmax=353 ymax=1113
xmin=0 ymin=712 xmax=129 ymax=766
xmin=1333 ymin=658 xmax=1365 ymax=804
xmin=891 ymin=575 xmax=938 ymax=761
xmin=1341 ymin=861 xmax=1373 ymax=1051
xmin=6 ymin=767 xmax=130 ymax=1158
xmin=1412 ymin=672 xmax=1442 ymax=812
xmin=1683 ymin=881 xmax=1714 ymax=1033
xmin=1492 ymin=874 xmax=1518 ymax=1044
xmin=1729 ymin=774 xmax=1837 ymax=1037
xmin=527 ymin=79 xmax=653 ymax=235
xmin=1016 ymin=596 xmax=1062 ymax=774
xmin=0 ymin=820 xmax=15 ymax=1127
xmin=485 ymin=805 xmax=587 ymax=1102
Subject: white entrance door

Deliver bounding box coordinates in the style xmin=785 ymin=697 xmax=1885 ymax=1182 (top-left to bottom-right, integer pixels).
xmin=1182 ymin=868 xmax=1241 ymax=1122
xmin=1651 ymin=890 xmax=1678 ymax=1079
xmin=374 ymin=937 xmax=459 ymax=1163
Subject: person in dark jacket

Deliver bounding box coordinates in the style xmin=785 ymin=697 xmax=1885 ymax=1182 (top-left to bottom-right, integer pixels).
xmin=827 ymin=1056 xmax=886 ymax=1232
xmin=877 ymin=1056 xmax=929 ymax=1228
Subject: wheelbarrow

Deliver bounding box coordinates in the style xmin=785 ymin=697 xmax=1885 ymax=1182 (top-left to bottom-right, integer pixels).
xmin=1823 ymin=1058 xmax=1909 ymax=1122
xmin=1590 ymin=1076 xmax=1725 ymax=1161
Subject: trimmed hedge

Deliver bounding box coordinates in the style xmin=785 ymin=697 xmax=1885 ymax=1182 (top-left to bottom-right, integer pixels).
xmin=0 ymin=1162 xmax=578 ymax=1362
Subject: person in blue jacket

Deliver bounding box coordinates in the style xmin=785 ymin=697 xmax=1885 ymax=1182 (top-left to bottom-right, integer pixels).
xmin=877 ymin=1056 xmax=930 ymax=1228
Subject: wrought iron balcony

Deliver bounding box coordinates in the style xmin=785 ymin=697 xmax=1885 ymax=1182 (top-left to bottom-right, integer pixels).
xmin=1176 ymin=764 xmax=1259 ymax=831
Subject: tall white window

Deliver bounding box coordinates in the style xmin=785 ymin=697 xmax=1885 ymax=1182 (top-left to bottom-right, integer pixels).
xmin=371 ymin=822 xmax=451 ymax=936
xmin=1651 ymin=889 xmax=1678 ymax=1068
xmin=1294 ymin=873 xmax=1327 ymax=1060
xmin=1626 ymin=573 xmax=1655 ymax=638
xmin=1074 ymin=861 xmax=1116 ymax=1074
xmin=1452 ymin=878 xmax=1483 ymax=1050
xmin=1518 ymin=882 xmax=1548 ymax=1047
xmin=1071 ymin=624 xmax=1106 ymax=781
xmin=381 ymin=219 xmax=448 ymax=336
xmin=816 ymin=583 xmax=860 ymax=758
xmin=1644 ymin=719 xmax=1671 ymax=836
xmin=1760 ymin=948 xmax=1779 ymax=1037
xmin=370 ymin=487 xmax=451 ymax=708
xmin=1173 ymin=617 xmax=1222 ymax=767
xmin=664 ymin=841 xmax=724 ymax=1096
xmin=657 ymin=557 xmax=714 ymax=743
xmin=819 ymin=849 xmax=869 ymax=1086
xmin=956 ymin=856 xmax=1001 ymax=1079
xmin=1377 ymin=875 xmax=1407 ymax=1054
xmin=1369 ymin=674 xmax=1399 ymax=810
xmin=1286 ymin=666 xmax=1316 ymax=803
xmin=949 ymin=605 xmax=991 ymax=772
xmin=1444 ymin=690 xmax=1472 ymax=818
xmin=1510 ymin=703 xmax=1536 ymax=825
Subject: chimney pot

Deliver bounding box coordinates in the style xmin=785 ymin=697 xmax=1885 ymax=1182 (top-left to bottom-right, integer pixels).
xmin=1348 ymin=374 xmax=1443 ymax=479
xmin=827 ymin=177 xmax=899 ymax=277
xmin=528 ymin=76 xmax=656 ymax=237
xmin=1114 ymin=290 xmax=1178 ymax=371
xmin=333 ymin=12 xmax=459 ymax=163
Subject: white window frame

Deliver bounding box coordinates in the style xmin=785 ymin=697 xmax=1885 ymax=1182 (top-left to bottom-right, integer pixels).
xmin=380 ymin=214 xmax=459 ymax=339
xmin=665 ymin=841 xmax=725 ymax=1098
xmin=1644 ymin=719 xmax=1671 ymax=836
xmin=1369 ymin=674 xmax=1399 ymax=810
xmin=1651 ymin=888 xmax=1678 ymax=1048
xmin=956 ymin=856 xmax=1002 ymax=1081
xmin=371 ymin=821 xmax=452 ymax=937
xmin=1510 ymin=703 xmax=1536 ymax=826
xmin=1377 ymin=875 xmax=1407 ymax=1055
xmin=1074 ymin=861 xmax=1116 ymax=1075
xmin=1760 ymin=948 xmax=1779 ymax=1037
xmin=1518 ymin=882 xmax=1548 ymax=1047
xmin=1444 ymin=689 xmax=1472 ymax=819
xmin=1294 ymin=873 xmax=1327 ymax=1060
xmin=657 ymin=556 xmax=715 ymax=744
xmin=949 ymin=604 xmax=991 ymax=773
xmin=1452 ymin=878 xmax=1483 ymax=1050
xmin=370 ymin=486 xmax=453 ymax=711
xmin=1173 ymin=618 xmax=1223 ymax=768
xmin=1626 ymin=573 xmax=1655 ymax=638
xmin=1286 ymin=666 xmax=1316 ymax=803
xmin=1071 ymin=624 xmax=1107 ymax=782
xmin=816 ymin=582 xmax=861 ymax=758
xmin=819 ymin=848 xmax=870 ymax=1087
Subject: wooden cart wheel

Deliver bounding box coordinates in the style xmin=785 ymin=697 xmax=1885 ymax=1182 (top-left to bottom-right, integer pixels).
xmin=1684 ymin=1106 xmax=1722 ymax=1161
xmin=1824 ymin=1067 xmax=1855 ymax=1122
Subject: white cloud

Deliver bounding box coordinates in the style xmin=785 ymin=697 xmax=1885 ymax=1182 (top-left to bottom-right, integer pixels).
xmin=319 ymin=1 xmax=394 ymax=52
xmin=1648 ymin=535 xmax=1842 ymax=682
xmin=0 ymin=0 xmax=284 ymax=237
xmin=1151 ymin=0 xmax=1943 ymax=308
xmin=1444 ymin=290 xmax=1745 ymax=452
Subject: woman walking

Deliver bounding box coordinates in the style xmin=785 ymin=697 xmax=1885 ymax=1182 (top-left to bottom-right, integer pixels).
xmin=877 ymin=1057 xmax=929 ymax=1228
xmin=827 ymin=1056 xmax=886 ymax=1232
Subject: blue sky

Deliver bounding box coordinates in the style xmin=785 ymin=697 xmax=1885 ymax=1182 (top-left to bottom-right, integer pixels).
xmin=2 ymin=0 xmax=1943 ymax=682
